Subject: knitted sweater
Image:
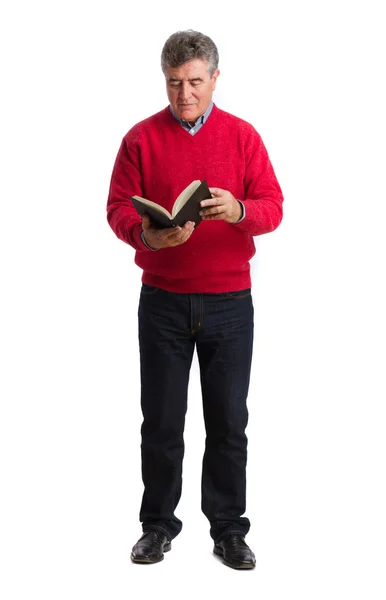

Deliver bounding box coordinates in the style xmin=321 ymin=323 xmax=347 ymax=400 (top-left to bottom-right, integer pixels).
xmin=107 ymin=104 xmax=283 ymax=293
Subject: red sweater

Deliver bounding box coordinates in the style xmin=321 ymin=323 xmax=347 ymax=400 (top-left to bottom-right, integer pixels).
xmin=107 ymin=104 xmax=283 ymax=293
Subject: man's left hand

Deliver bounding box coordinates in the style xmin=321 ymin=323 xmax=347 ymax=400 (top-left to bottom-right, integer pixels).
xmin=199 ymin=188 xmax=242 ymax=224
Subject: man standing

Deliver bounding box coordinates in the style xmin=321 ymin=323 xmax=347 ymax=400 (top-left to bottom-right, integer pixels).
xmin=107 ymin=30 xmax=283 ymax=569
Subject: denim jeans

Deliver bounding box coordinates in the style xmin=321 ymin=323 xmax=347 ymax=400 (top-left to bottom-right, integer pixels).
xmin=137 ymin=284 xmax=254 ymax=543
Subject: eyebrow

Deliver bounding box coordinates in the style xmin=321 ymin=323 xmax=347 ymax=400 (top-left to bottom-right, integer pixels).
xmin=168 ymin=77 xmax=204 ymax=83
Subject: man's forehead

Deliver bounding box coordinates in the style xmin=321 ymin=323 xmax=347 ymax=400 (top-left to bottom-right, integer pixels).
xmin=166 ymin=59 xmax=210 ymax=79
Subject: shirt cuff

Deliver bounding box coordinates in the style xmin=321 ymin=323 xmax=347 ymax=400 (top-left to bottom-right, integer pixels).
xmin=234 ymin=201 xmax=246 ymax=223
xmin=141 ymin=230 xmax=159 ymax=251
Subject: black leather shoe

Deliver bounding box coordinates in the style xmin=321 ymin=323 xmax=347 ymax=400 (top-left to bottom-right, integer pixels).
xmin=214 ymin=535 xmax=256 ymax=569
xmin=131 ymin=531 xmax=171 ymax=564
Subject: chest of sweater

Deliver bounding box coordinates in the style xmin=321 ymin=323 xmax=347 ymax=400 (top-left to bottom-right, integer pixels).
xmin=137 ymin=126 xmax=248 ymax=213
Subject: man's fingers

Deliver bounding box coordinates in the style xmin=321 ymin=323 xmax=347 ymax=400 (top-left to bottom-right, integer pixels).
xmin=143 ymin=220 xmax=194 ymax=248
xmin=209 ymin=187 xmax=221 ymax=196
xmin=162 ymin=226 xmax=183 ymax=238
xmin=173 ymin=223 xmax=195 ymax=245
xmin=200 ymin=205 xmax=225 ymax=218
xmin=165 ymin=221 xmax=193 ymax=239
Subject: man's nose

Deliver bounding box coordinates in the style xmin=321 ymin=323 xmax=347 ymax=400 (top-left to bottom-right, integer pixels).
xmin=178 ymin=82 xmax=190 ymax=100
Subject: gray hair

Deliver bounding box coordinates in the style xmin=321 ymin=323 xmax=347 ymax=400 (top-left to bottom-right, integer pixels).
xmin=161 ymin=30 xmax=219 ymax=77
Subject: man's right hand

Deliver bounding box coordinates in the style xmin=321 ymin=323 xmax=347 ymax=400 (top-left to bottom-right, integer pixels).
xmin=141 ymin=215 xmax=195 ymax=249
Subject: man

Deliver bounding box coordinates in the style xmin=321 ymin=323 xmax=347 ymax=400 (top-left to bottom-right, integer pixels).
xmin=107 ymin=30 xmax=283 ymax=570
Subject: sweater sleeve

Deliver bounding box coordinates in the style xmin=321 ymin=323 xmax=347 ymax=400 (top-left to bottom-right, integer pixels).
xmin=106 ymin=130 xmax=153 ymax=252
xmin=235 ymin=128 xmax=284 ymax=236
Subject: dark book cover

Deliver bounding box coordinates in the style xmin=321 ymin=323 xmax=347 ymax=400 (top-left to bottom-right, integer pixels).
xmin=130 ymin=180 xmax=211 ymax=229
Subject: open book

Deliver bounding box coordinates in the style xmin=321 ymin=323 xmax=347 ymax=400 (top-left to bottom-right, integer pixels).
xmin=130 ymin=180 xmax=211 ymax=229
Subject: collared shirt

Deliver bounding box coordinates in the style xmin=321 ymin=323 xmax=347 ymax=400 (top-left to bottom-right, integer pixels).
xmin=169 ymin=101 xmax=214 ymax=135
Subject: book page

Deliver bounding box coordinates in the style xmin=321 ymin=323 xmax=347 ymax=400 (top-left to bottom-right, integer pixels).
xmin=131 ymin=196 xmax=172 ymax=219
xmin=172 ymin=180 xmax=202 ymax=216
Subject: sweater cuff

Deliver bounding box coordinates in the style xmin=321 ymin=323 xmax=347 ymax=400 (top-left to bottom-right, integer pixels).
xmin=141 ymin=230 xmax=159 ymax=251
xmin=233 ymin=201 xmax=246 ymax=223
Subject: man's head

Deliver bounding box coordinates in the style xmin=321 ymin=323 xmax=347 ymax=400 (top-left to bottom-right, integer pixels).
xmin=161 ymin=30 xmax=220 ymax=123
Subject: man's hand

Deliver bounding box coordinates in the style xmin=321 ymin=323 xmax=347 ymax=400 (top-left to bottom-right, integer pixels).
xmin=142 ymin=215 xmax=195 ymax=249
xmin=199 ymin=188 xmax=242 ymax=223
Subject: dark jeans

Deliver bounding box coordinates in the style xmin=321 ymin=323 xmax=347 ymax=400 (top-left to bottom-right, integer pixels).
xmin=137 ymin=284 xmax=254 ymax=543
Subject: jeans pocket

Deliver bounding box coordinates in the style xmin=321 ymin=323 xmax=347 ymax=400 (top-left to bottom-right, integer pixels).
xmin=224 ymin=288 xmax=251 ymax=300
xmin=141 ymin=283 xmax=160 ymax=295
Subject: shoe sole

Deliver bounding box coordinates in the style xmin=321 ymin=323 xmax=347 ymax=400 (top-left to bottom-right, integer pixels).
xmin=213 ymin=545 xmax=256 ymax=570
xmin=131 ymin=542 xmax=171 ymax=564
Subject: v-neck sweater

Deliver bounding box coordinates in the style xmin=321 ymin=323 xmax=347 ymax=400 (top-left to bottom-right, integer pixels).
xmin=107 ymin=104 xmax=284 ymax=293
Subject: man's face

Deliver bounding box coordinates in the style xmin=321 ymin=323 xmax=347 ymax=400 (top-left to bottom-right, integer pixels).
xmin=165 ymin=58 xmax=220 ymax=123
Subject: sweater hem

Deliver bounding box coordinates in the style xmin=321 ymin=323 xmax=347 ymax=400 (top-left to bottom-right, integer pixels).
xmin=141 ymin=271 xmax=251 ymax=294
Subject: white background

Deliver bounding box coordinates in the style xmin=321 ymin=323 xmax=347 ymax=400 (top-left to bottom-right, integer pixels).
xmin=1 ymin=0 xmax=385 ymax=598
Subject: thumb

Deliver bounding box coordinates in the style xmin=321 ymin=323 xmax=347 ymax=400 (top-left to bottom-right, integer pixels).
xmin=141 ymin=214 xmax=151 ymax=230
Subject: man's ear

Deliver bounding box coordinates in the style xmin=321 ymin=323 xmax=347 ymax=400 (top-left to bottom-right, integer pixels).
xmin=212 ymin=69 xmax=220 ymax=89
